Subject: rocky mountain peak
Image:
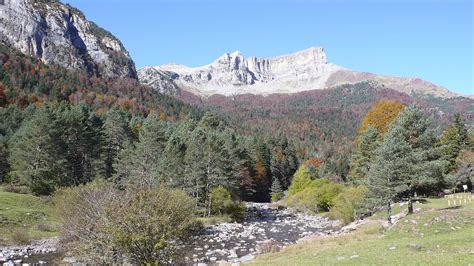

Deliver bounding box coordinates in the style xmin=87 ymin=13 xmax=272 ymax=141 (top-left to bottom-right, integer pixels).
xmin=0 ymin=0 xmax=137 ymax=79
xmin=139 ymin=47 xmax=457 ymax=98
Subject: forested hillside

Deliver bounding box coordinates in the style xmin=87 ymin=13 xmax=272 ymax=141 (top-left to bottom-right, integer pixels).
xmin=179 ymin=81 xmax=473 ymax=181
xmin=0 ymin=44 xmax=197 ymax=118
xmin=0 ymin=44 xmax=301 ymax=204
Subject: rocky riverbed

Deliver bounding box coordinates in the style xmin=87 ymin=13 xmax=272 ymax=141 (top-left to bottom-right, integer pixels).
xmin=184 ymin=202 xmax=341 ymax=264
xmin=1 ymin=203 xmax=343 ymax=265
xmin=0 ymin=237 xmax=61 ymax=265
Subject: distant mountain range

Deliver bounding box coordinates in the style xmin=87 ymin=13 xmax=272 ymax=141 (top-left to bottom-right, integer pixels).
xmin=0 ymin=0 xmax=467 ymax=99
xmin=138 ymin=47 xmax=458 ymax=98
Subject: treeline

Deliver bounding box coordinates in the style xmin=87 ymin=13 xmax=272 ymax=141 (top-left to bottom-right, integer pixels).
xmin=349 ymin=103 xmax=473 ymax=222
xmin=188 ymin=82 xmax=474 ymax=182
xmin=283 ymin=101 xmax=473 ymax=224
xmin=0 ymin=103 xmax=299 ymax=206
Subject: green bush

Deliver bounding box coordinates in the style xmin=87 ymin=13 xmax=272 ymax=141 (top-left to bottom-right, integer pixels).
xmin=209 ymin=186 xmax=246 ymax=222
xmin=271 ymin=191 xmax=284 ymax=202
xmin=227 ymin=203 xmax=246 ymax=222
xmin=288 ymin=164 xmax=312 ymax=196
xmin=56 ymin=181 xmax=199 ymax=264
xmin=270 ymin=178 xmax=284 ymax=202
xmin=328 ymin=186 xmax=369 ymax=224
xmin=210 ymin=186 xmax=234 ymax=215
xmin=286 ymin=179 xmax=343 ymax=213
xmin=30 ymin=178 xmax=55 ymax=196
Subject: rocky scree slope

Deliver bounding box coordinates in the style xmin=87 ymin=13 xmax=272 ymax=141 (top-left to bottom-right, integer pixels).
xmin=0 ymin=0 xmax=136 ymax=79
xmin=139 ymin=47 xmax=457 ymax=98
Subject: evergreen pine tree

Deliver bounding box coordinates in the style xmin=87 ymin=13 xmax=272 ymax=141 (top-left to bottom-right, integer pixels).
xmin=252 ymin=137 xmax=272 ymax=202
xmin=348 ymin=126 xmax=380 ymax=184
xmin=270 ymin=134 xmax=298 ymax=189
xmin=368 ymin=105 xmax=447 ymax=223
xmin=160 ymin=131 xmax=187 ymax=186
xmin=0 ymin=137 xmax=8 ymax=183
xmin=102 ymin=107 xmax=132 ymax=179
xmin=114 ymin=113 xmax=168 ymax=187
xmin=55 ymin=104 xmax=103 ymax=186
xmin=270 ymin=177 xmax=284 ymax=202
xmin=8 ymin=106 xmax=59 ymax=194
xmin=439 ymin=113 xmax=472 ymax=172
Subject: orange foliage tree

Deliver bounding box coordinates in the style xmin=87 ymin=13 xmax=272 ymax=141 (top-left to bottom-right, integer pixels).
xmin=358 ymin=100 xmax=405 ymax=139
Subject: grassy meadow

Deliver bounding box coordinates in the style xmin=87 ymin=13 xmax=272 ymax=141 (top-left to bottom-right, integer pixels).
xmin=252 ymin=193 xmax=474 ymax=265
xmin=0 ymin=188 xmax=59 ymax=245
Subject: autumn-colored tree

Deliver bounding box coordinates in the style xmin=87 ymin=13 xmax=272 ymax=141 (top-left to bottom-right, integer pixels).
xmin=358 ymin=100 xmax=405 ymax=139
xmin=306 ymin=158 xmax=323 ymax=168
xmin=0 ymin=84 xmax=7 ymax=107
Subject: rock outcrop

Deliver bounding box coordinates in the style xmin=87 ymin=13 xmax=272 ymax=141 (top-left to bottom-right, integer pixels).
xmin=139 ymin=47 xmax=457 ymax=98
xmin=0 ymin=0 xmax=137 ymax=79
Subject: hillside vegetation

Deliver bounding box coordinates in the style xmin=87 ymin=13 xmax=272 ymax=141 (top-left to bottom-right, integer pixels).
xmin=253 ymin=194 xmax=474 ymax=265
xmin=0 ymin=188 xmax=59 ymax=245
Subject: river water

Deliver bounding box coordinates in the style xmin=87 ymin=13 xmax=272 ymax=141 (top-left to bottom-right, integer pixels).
xmin=10 ymin=203 xmax=340 ymax=265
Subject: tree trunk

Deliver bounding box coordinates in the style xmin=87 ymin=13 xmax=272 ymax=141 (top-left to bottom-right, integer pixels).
xmin=387 ymin=199 xmax=392 ymax=225
xmin=408 ymin=199 xmax=413 ymax=214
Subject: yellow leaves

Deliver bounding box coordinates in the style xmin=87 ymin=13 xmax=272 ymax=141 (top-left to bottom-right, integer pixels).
xmin=255 ymin=159 xmax=267 ymax=180
xmin=159 ymin=111 xmax=167 ymax=121
xmin=358 ymin=100 xmax=405 ymax=140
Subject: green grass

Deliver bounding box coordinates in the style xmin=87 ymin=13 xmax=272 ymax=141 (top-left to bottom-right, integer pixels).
xmin=0 ymin=189 xmax=60 ymax=245
xmin=196 ymin=215 xmax=233 ymax=225
xmin=252 ymin=193 xmax=474 ymax=265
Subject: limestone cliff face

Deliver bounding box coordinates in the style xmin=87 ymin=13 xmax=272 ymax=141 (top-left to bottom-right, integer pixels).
xmin=0 ymin=0 xmax=137 ymax=79
xmin=139 ymin=47 xmax=456 ymax=98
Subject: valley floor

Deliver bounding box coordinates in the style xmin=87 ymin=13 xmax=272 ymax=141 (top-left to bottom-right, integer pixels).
xmin=1 ymin=190 xmax=473 ymax=265
xmin=251 ymin=194 xmax=474 ymax=265
xmin=0 ymin=190 xmax=59 ymax=246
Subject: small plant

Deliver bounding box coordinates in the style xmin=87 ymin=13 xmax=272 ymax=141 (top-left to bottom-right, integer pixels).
xmin=270 ymin=178 xmax=284 ymax=202
xmin=256 ymin=240 xmax=282 ymax=254
xmin=12 ymin=228 xmax=30 ymax=245
xmin=227 ymin=203 xmax=246 ymax=222
xmin=2 ymin=184 xmax=31 ymax=194
xmin=37 ymin=223 xmax=55 ymax=232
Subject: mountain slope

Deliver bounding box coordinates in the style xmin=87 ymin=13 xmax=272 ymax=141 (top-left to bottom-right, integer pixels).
xmin=139 ymin=47 xmax=456 ymax=98
xmin=0 ymin=0 xmax=136 ymax=79
xmin=180 ymin=81 xmax=473 ymax=160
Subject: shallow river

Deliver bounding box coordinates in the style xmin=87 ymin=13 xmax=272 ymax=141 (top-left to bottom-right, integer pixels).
xmin=8 ymin=203 xmax=340 ymax=265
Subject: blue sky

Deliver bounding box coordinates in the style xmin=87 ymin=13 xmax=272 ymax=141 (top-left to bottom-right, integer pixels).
xmin=63 ymin=0 xmax=473 ymax=95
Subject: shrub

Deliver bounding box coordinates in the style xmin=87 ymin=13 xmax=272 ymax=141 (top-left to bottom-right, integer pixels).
xmin=209 ymin=186 xmax=245 ymax=222
xmin=2 ymin=184 xmax=30 ymax=194
xmin=55 ymin=180 xmax=118 ymax=262
xmin=56 ymin=181 xmax=199 ymax=264
xmin=255 ymin=239 xmax=282 ymax=254
xmin=227 ymin=203 xmax=246 ymax=222
xmin=286 ymin=179 xmax=343 ymax=213
xmin=108 ymin=186 xmax=199 ymax=264
xmin=288 ymin=164 xmax=312 ymax=196
xmin=270 ymin=178 xmax=284 ymax=202
xmin=12 ymin=228 xmax=30 ymax=245
xmin=210 ymin=186 xmax=234 ymax=215
xmin=30 ymin=179 xmax=56 ymax=196
xmin=328 ymin=186 xmax=369 ymax=224
xmin=37 ymin=223 xmax=55 ymax=232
